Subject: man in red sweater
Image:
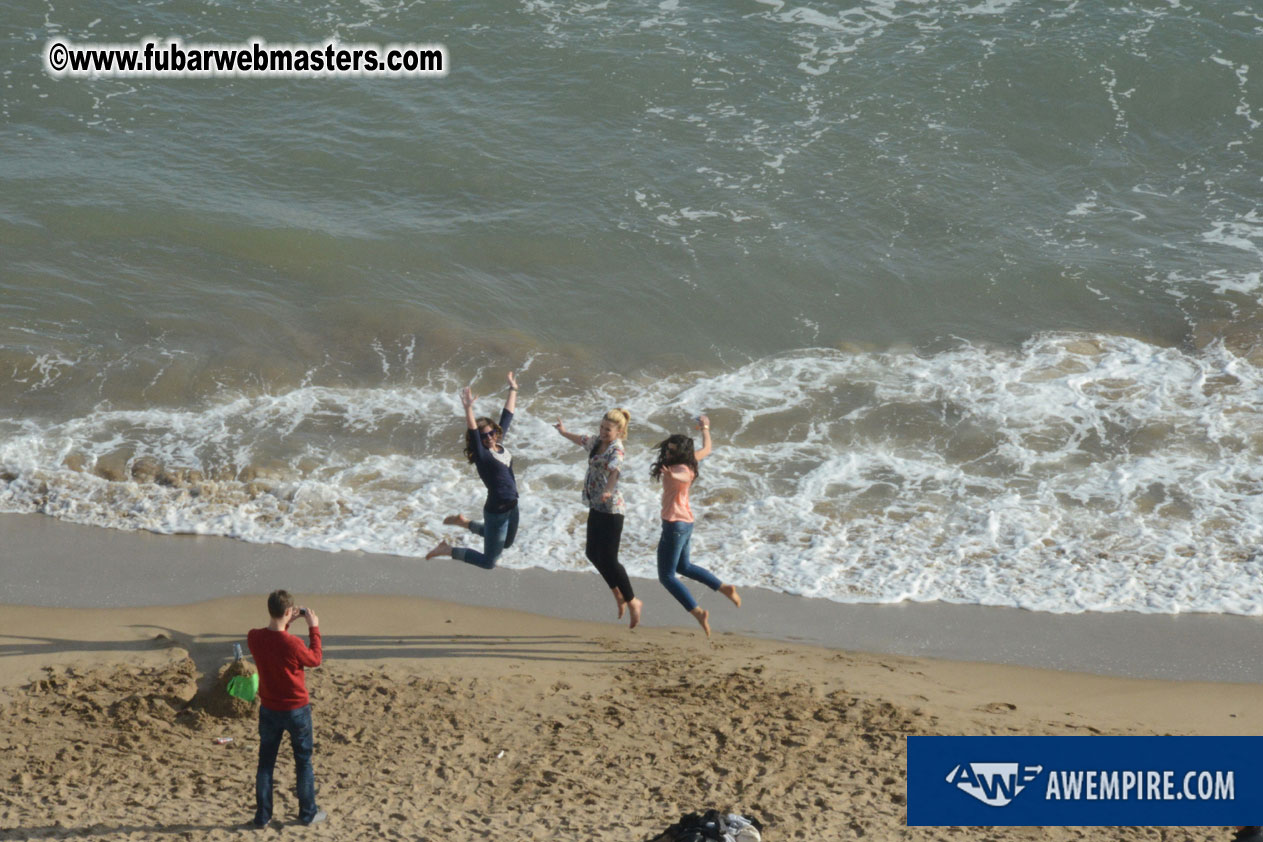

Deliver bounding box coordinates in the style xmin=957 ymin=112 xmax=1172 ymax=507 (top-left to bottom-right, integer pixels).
xmin=246 ymin=589 xmax=325 ymax=827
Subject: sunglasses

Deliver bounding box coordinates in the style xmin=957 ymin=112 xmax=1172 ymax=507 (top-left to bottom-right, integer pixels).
xmin=479 ymin=430 xmax=496 ymax=440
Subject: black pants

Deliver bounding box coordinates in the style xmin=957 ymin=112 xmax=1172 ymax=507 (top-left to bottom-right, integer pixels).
xmin=585 ymin=509 xmax=633 ymax=600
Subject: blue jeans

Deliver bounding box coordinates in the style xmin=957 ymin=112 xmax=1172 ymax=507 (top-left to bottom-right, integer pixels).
xmin=254 ymin=704 xmax=318 ymax=825
xmin=657 ymin=520 xmax=721 ymax=611
xmin=452 ymin=504 xmax=518 ymax=570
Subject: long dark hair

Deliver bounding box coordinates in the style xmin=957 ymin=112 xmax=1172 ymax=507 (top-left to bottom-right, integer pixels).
xmin=464 ymin=416 xmax=503 ymax=463
xmin=650 ymin=434 xmax=698 ymax=481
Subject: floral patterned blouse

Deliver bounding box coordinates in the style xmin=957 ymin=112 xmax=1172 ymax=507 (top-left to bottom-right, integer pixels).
xmin=579 ymin=436 xmax=626 ymax=515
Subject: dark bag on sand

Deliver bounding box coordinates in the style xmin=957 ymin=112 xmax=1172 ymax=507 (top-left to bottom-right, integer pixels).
xmin=645 ymin=810 xmax=763 ymax=842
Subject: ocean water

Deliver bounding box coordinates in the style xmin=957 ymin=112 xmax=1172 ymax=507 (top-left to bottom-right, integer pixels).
xmin=1 ymin=0 xmax=1261 ymax=614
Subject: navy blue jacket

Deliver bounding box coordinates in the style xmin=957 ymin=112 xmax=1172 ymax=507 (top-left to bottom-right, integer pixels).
xmin=468 ymin=408 xmax=518 ymax=513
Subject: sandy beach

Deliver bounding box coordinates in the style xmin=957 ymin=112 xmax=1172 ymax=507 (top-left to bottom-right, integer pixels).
xmin=3 ymin=515 xmax=1263 ymax=840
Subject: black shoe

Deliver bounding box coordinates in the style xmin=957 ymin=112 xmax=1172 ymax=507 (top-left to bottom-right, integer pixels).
xmin=301 ymin=810 xmax=327 ymax=826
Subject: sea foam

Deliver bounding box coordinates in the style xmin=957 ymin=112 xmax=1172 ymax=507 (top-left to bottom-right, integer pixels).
xmin=3 ymin=333 xmax=1263 ymax=616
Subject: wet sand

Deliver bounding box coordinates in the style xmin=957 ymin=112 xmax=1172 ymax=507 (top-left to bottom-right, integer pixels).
xmin=4 ymin=513 xmax=1263 ymax=682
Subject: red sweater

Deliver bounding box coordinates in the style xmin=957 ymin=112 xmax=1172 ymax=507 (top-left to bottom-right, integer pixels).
xmin=247 ymin=626 xmax=322 ymax=711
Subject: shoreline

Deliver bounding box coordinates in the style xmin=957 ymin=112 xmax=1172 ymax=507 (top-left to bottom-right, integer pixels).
xmin=4 ymin=512 xmax=1263 ymax=683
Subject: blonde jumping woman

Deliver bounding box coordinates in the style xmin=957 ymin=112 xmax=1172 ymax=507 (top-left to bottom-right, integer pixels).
xmin=650 ymin=414 xmax=740 ymax=637
xmin=555 ymin=409 xmax=642 ymax=628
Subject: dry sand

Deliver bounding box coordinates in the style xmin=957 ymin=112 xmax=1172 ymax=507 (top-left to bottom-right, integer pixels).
xmin=2 ymin=594 xmax=1261 ymax=841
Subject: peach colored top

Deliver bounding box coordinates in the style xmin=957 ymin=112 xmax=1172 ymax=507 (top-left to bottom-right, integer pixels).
xmin=660 ymin=464 xmax=695 ymax=523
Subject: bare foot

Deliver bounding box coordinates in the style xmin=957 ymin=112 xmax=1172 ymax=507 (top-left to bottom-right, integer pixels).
xmin=442 ymin=514 xmax=471 ymax=528
xmin=627 ymin=598 xmax=642 ymax=630
xmin=719 ymin=583 xmax=742 ymax=607
xmin=612 ymin=588 xmax=626 ymax=619
xmin=425 ymin=540 xmax=452 ymax=560
xmin=691 ymin=607 xmax=710 ymax=638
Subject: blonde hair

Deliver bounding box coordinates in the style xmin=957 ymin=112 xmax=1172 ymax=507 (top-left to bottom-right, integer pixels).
xmin=603 ymin=408 xmax=631 ymax=439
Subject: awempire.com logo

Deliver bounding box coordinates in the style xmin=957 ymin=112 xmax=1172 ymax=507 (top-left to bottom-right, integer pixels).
xmin=947 ymin=763 xmax=1044 ymax=806
xmin=908 ymin=736 xmax=1259 ymax=825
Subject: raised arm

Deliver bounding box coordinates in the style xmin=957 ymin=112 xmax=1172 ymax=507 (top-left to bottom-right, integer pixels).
xmin=461 ymin=387 xmax=478 ymax=430
xmin=694 ymin=414 xmax=712 ymax=461
xmin=553 ymin=417 xmax=587 ymax=448
xmin=505 ymin=371 xmax=518 ymax=415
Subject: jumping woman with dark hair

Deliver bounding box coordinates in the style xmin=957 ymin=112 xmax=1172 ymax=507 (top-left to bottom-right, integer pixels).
xmin=651 ymin=414 xmax=740 ymax=636
xmin=426 ymin=371 xmax=520 ymax=569
xmin=555 ymin=408 xmax=642 ymax=629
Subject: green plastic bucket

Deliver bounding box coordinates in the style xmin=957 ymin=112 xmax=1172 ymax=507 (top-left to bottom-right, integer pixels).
xmin=226 ymin=673 xmax=259 ymax=702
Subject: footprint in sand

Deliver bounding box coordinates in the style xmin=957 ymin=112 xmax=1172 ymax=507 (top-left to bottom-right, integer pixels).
xmin=978 ymin=701 xmax=1017 ymax=714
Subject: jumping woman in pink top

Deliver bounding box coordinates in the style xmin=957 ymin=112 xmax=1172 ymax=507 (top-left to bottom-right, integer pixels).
xmin=650 ymin=414 xmax=741 ymax=637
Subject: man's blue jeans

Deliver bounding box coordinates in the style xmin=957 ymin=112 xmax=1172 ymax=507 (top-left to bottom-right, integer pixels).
xmin=254 ymin=704 xmax=319 ymax=825
xmin=452 ymin=504 xmax=519 ymax=569
xmin=656 ymin=519 xmax=722 ymax=611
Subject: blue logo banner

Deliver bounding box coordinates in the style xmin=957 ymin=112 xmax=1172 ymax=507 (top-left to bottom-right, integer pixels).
xmin=908 ymin=736 xmax=1262 ymax=825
